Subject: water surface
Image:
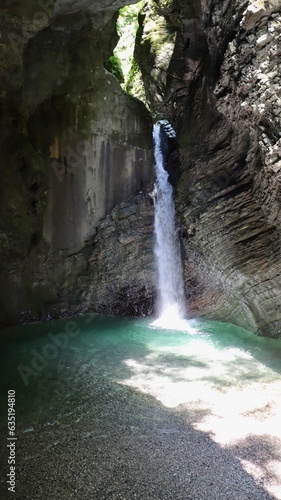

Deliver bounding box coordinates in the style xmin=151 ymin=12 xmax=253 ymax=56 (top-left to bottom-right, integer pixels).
xmin=1 ymin=315 xmax=281 ymax=499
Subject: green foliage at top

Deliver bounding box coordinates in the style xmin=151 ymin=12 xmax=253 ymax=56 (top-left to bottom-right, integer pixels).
xmin=113 ymin=1 xmax=147 ymax=106
xmin=114 ymin=1 xmax=145 ymax=83
xmin=125 ymin=58 xmax=148 ymax=108
xmin=104 ymin=55 xmax=124 ymax=83
xmin=118 ymin=1 xmax=145 ymax=26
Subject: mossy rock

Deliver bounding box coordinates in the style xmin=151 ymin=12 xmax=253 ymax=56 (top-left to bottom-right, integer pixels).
xmin=104 ymin=55 xmax=125 ymax=83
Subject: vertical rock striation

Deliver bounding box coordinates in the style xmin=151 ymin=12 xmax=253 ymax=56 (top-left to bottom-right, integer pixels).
xmin=136 ymin=0 xmax=281 ymax=336
xmin=81 ymin=192 xmax=156 ymax=317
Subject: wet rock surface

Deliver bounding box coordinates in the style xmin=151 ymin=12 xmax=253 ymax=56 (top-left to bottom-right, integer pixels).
xmin=136 ymin=0 xmax=281 ymax=337
xmin=178 ymin=0 xmax=281 ymax=337
xmin=80 ymin=192 xmax=156 ymax=318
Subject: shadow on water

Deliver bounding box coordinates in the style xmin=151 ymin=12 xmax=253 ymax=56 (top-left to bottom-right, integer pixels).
xmin=0 ymin=315 xmax=280 ymax=499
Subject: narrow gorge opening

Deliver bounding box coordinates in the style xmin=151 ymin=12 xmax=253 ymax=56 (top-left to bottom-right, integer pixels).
xmin=111 ymin=1 xmax=147 ymax=105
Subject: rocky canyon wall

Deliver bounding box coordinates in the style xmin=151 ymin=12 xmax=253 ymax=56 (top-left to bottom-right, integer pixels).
xmin=0 ymin=0 xmax=153 ymax=325
xmin=135 ymin=0 xmax=281 ymax=336
xmin=1 ymin=0 xmax=281 ymax=338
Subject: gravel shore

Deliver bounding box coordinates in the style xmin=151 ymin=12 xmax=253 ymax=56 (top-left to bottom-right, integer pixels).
xmin=0 ymin=374 xmax=278 ymax=500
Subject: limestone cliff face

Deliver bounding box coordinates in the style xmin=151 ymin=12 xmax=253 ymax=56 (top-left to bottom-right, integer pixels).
xmin=0 ymin=0 xmax=153 ymax=325
xmin=136 ymin=0 xmax=281 ymax=337
xmin=81 ymin=192 xmax=156 ymax=317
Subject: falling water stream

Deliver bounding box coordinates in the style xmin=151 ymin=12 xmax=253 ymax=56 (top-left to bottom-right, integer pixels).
xmin=152 ymin=122 xmax=186 ymax=326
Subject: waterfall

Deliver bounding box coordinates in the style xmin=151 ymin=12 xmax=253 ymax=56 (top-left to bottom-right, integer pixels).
xmin=152 ymin=122 xmax=186 ymax=323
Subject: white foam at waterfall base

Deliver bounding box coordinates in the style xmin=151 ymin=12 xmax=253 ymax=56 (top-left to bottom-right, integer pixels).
xmin=151 ymin=305 xmax=198 ymax=333
xmin=151 ymin=123 xmax=195 ymax=332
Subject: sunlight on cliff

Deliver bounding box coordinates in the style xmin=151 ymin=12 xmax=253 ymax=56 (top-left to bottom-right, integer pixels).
xmin=115 ymin=2 xmax=143 ymax=81
xmin=247 ymin=0 xmax=266 ymax=13
xmin=113 ymin=1 xmax=146 ymax=103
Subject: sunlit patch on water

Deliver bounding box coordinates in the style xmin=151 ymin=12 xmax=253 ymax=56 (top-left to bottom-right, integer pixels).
xmin=1 ymin=315 xmax=281 ymax=498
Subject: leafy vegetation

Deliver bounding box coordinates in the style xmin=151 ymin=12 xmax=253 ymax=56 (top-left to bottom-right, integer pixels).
xmin=112 ymin=1 xmax=148 ymax=106
xmin=104 ymin=55 xmax=124 ymax=83
xmin=125 ymin=58 xmax=147 ymax=106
